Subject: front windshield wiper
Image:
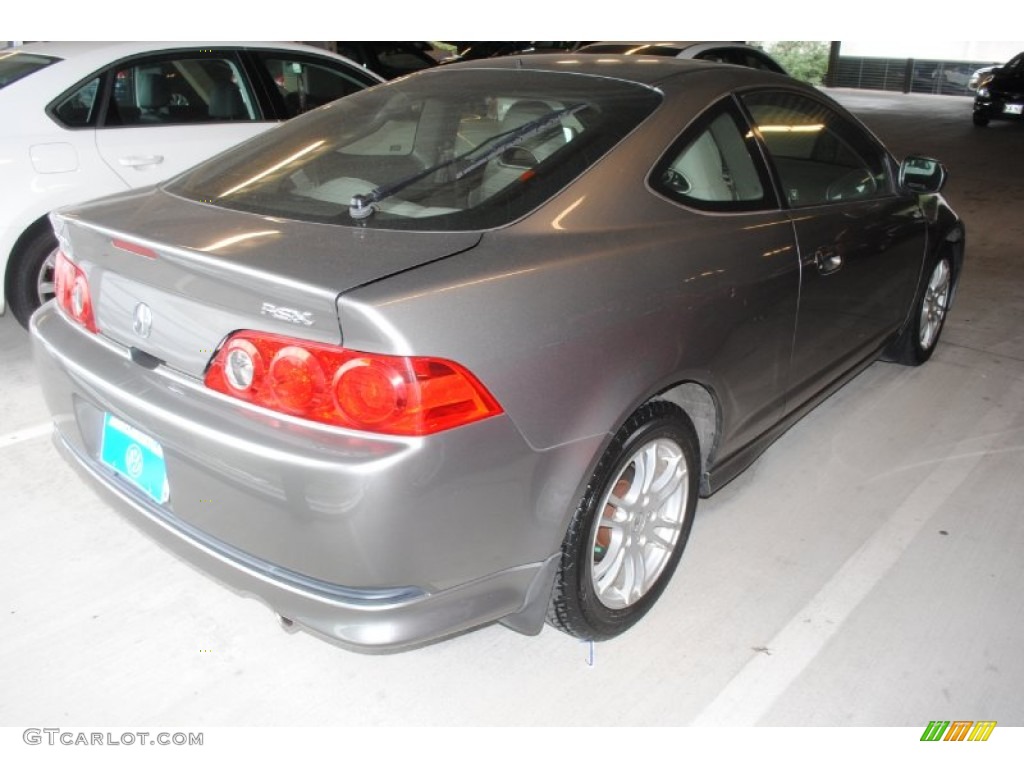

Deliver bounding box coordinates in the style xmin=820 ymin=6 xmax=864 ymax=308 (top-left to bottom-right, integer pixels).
xmin=348 ymin=103 xmax=586 ymax=220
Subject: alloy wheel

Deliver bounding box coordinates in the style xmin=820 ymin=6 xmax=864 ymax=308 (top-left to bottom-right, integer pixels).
xmin=919 ymin=258 xmax=951 ymax=351
xmin=589 ymin=437 xmax=689 ymax=609
xmin=36 ymin=247 xmax=58 ymax=306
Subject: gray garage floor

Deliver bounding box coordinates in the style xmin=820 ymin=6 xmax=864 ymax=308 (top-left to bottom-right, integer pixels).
xmin=1 ymin=89 xmax=1021 ymax=728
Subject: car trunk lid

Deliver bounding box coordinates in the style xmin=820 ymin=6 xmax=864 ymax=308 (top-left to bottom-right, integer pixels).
xmin=53 ymin=189 xmax=481 ymax=378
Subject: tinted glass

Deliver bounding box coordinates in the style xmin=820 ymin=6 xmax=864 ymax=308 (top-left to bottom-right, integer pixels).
xmin=0 ymin=51 xmax=59 ymax=89
xmin=106 ymin=54 xmax=259 ymax=126
xmin=741 ymin=91 xmax=891 ymax=207
xmin=255 ymin=53 xmax=374 ymax=118
xmin=168 ymin=69 xmax=661 ymax=231
xmin=652 ymin=107 xmax=770 ymax=211
xmin=52 ymin=76 xmax=103 ymax=127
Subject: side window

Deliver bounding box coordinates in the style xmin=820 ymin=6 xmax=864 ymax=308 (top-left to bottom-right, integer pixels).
xmin=697 ymin=50 xmax=732 ymax=65
xmin=52 ymin=75 xmax=103 ymax=127
xmin=651 ymin=106 xmax=770 ymax=211
xmin=741 ymin=91 xmax=891 ymax=207
xmin=105 ymin=54 xmax=258 ymax=126
xmin=255 ymin=54 xmax=374 ymax=118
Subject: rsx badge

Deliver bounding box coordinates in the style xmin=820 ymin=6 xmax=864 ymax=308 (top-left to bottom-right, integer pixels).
xmin=260 ymin=302 xmax=314 ymax=326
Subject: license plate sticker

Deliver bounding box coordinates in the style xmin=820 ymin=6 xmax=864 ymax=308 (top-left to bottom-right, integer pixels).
xmin=100 ymin=413 xmax=170 ymax=504
xmin=1004 ymin=103 xmax=1023 ymax=115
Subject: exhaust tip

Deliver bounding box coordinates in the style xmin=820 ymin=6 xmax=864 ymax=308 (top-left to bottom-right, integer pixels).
xmin=279 ymin=615 xmax=298 ymax=633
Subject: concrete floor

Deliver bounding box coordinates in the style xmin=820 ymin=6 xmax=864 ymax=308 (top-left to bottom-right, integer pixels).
xmin=1 ymin=89 xmax=1022 ymax=728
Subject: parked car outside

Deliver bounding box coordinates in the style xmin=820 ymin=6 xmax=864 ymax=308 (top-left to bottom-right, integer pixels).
xmin=972 ymin=51 xmax=1024 ymax=126
xmin=32 ymin=55 xmax=963 ymax=651
xmin=578 ymin=41 xmax=786 ymax=74
xmin=0 ymin=41 xmax=383 ymax=327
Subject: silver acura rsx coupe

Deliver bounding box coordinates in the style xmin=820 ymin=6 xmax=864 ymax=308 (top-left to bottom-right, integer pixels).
xmin=31 ymin=55 xmax=963 ymax=651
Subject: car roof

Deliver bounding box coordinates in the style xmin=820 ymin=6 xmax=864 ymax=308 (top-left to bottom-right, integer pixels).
xmin=15 ymin=40 xmax=348 ymax=59
xmin=440 ymin=51 xmax=787 ymax=88
xmin=581 ymin=41 xmax=760 ymax=54
xmin=10 ymin=41 xmax=374 ymax=80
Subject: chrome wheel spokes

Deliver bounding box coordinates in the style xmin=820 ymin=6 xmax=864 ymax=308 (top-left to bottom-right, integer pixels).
xmin=591 ymin=437 xmax=689 ymax=609
xmin=920 ymin=259 xmax=951 ymax=351
xmin=36 ymin=248 xmax=58 ymax=306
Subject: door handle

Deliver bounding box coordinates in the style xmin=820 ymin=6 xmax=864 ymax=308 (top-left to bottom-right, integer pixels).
xmin=118 ymin=155 xmax=165 ymax=168
xmin=813 ymin=247 xmax=843 ymax=275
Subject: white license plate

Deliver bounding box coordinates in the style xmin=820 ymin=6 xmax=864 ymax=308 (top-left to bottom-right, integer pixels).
xmin=1004 ymin=104 xmax=1023 ymax=115
xmin=100 ymin=413 xmax=170 ymax=504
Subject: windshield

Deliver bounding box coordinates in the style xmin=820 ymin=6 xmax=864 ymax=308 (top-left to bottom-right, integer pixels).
xmin=168 ymin=68 xmax=661 ymax=230
xmin=0 ymin=50 xmax=60 ymax=89
xmin=1005 ymin=52 xmax=1024 ymax=72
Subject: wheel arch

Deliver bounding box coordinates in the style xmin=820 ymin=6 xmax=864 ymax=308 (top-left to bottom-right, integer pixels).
xmin=649 ymin=380 xmax=721 ymax=495
xmin=942 ymin=222 xmax=965 ymax=306
xmin=505 ymin=382 xmax=723 ymax=637
xmin=929 ymin=197 xmax=965 ymax=301
xmin=3 ymin=213 xmax=55 ymax=310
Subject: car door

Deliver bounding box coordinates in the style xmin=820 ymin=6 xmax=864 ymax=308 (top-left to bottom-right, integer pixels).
xmin=739 ymin=90 xmax=926 ymax=412
xmin=93 ymin=49 xmax=272 ymax=188
xmin=649 ymin=100 xmax=798 ymax=454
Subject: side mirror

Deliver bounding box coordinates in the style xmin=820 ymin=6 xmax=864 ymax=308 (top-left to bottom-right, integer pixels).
xmin=899 ymin=156 xmax=947 ymax=193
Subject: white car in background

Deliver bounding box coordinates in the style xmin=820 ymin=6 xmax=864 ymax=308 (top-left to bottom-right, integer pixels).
xmin=0 ymin=41 xmax=383 ymax=327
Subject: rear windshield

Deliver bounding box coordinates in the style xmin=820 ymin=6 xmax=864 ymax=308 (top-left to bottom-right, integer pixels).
xmin=168 ymin=68 xmax=661 ymax=231
xmin=0 ymin=51 xmax=59 ymax=89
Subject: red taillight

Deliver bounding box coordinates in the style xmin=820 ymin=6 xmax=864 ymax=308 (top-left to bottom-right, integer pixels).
xmin=333 ymin=358 xmax=409 ymax=426
xmin=111 ymin=238 xmax=158 ymax=259
xmin=204 ymin=331 xmax=503 ymax=436
xmin=53 ymin=250 xmax=98 ymax=333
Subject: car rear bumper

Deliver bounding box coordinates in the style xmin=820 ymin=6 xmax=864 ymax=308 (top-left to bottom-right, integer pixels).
xmin=56 ymin=429 xmax=559 ymax=650
xmin=30 ymin=304 xmax=580 ymax=650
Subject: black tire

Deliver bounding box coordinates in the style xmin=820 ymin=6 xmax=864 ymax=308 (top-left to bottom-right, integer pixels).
xmin=887 ymin=252 xmax=954 ymax=366
xmin=6 ymin=227 xmax=58 ymax=329
xmin=547 ymin=401 xmax=699 ymax=640
xmin=972 ymin=113 xmax=989 ymax=127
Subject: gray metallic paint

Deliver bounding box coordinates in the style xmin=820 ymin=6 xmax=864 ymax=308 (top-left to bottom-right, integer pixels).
xmin=31 ymin=56 xmax=964 ymax=649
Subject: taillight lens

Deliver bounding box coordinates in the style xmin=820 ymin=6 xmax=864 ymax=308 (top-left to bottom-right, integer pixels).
xmin=53 ymin=250 xmax=98 ymax=333
xmin=205 ymin=331 xmax=503 ymax=436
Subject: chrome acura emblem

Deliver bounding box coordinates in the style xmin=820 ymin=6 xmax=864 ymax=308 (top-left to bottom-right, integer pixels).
xmin=132 ymin=302 xmax=153 ymax=338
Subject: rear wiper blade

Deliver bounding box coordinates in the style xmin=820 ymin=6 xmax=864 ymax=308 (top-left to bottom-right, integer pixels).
xmin=348 ymin=104 xmax=586 ymax=220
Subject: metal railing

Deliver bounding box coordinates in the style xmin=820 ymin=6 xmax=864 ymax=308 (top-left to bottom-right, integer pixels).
xmin=828 ymin=56 xmax=1001 ymax=96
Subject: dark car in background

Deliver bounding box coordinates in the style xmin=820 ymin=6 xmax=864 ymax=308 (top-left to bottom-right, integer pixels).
xmin=579 ymin=41 xmax=786 ymax=74
xmin=33 ymin=55 xmax=962 ymax=651
xmin=333 ymin=42 xmax=438 ymax=80
xmin=968 ymin=64 xmax=999 ymax=91
xmin=973 ymin=51 xmax=1024 ymax=126
xmin=444 ymin=41 xmax=587 ymax=62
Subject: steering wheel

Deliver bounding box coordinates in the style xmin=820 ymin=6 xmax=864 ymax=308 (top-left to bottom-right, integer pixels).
xmin=826 ymin=169 xmax=877 ymax=202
